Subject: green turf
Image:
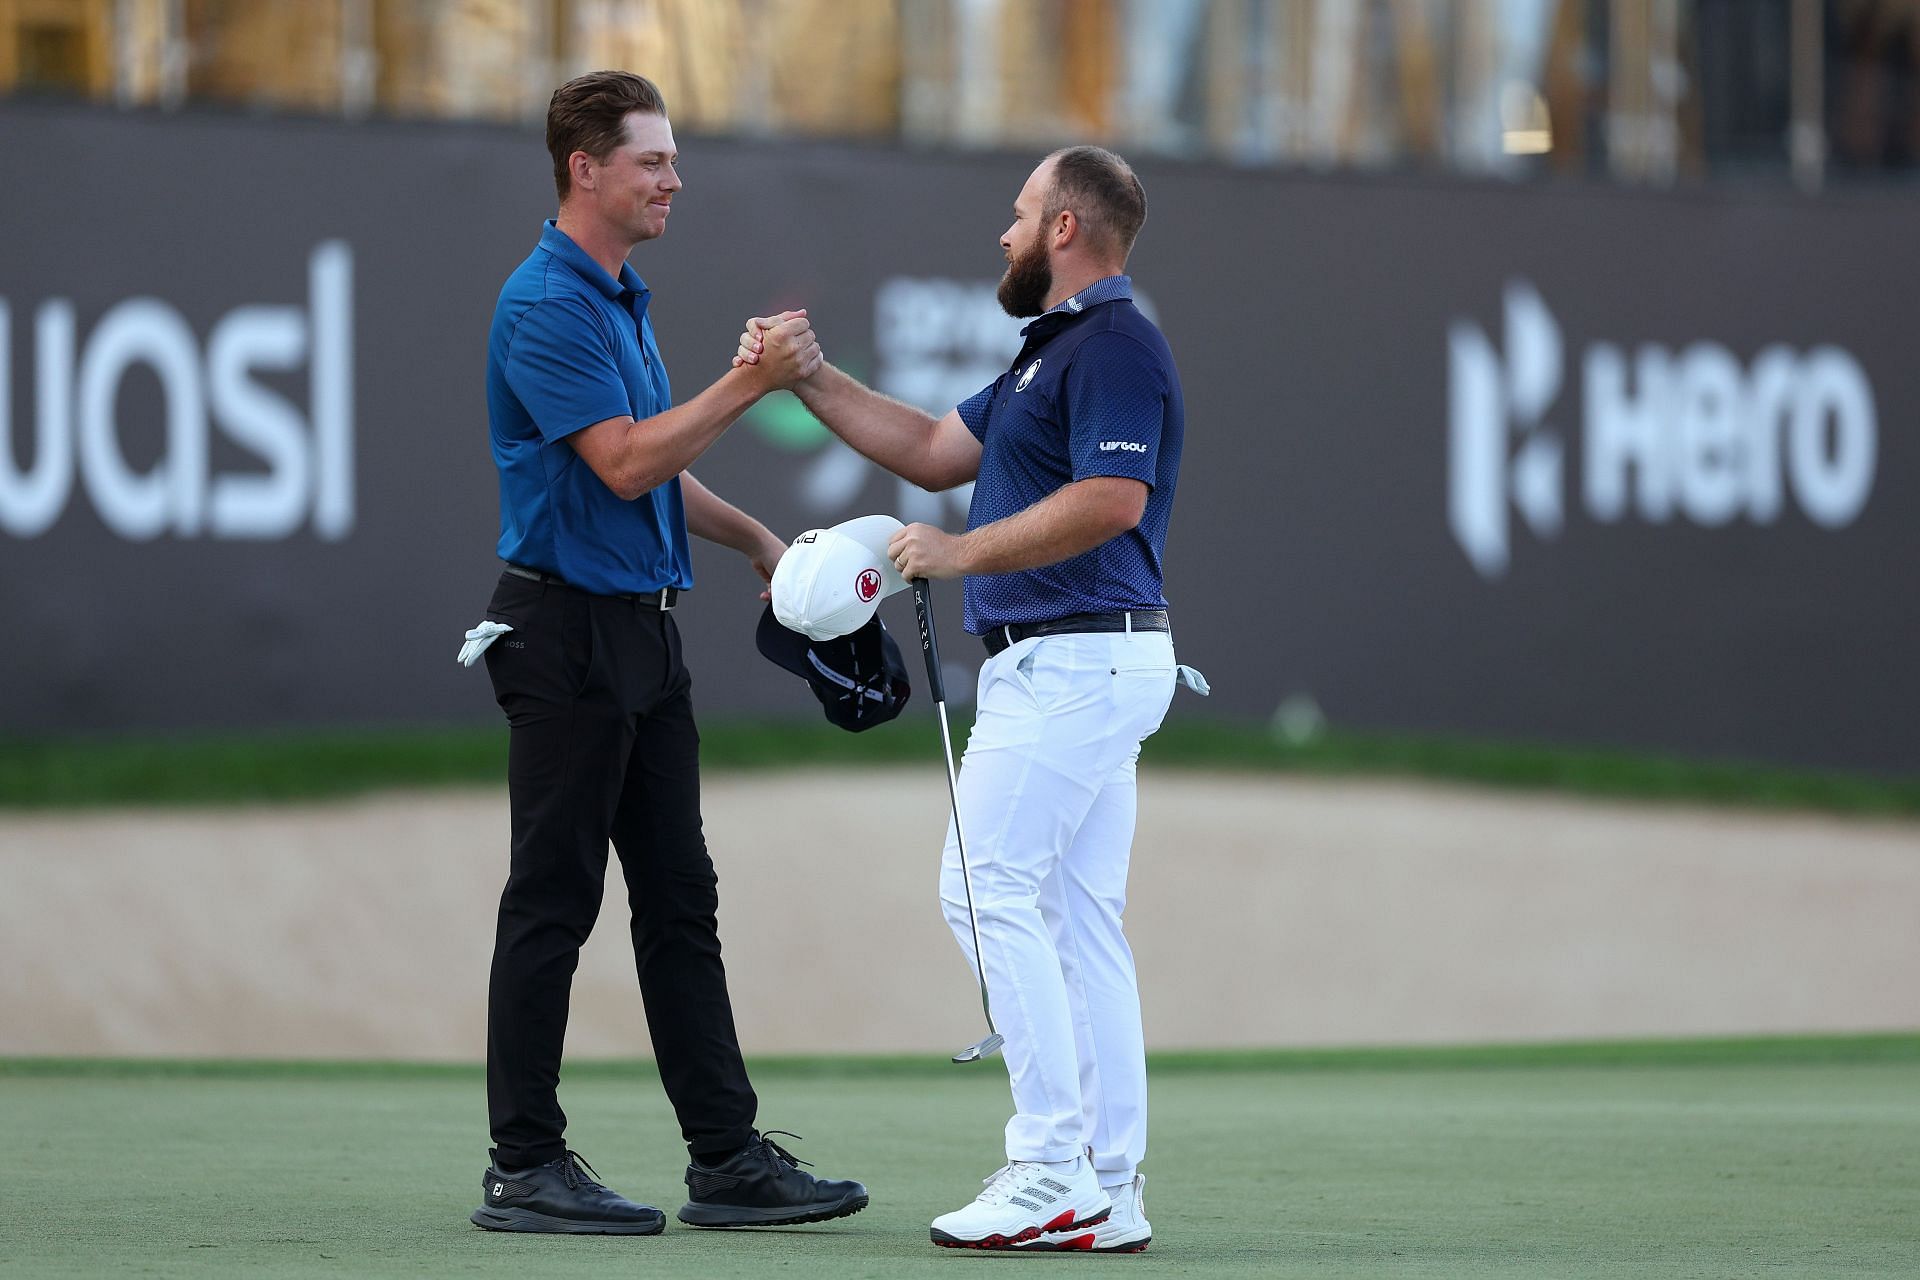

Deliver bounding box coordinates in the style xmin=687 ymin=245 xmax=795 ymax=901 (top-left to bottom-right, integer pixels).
xmin=5 ymin=1032 xmax=1918 ymax=1081
xmin=3 ymin=1044 xmax=1915 ymax=1278
xmin=5 ymin=719 xmax=1920 ymax=814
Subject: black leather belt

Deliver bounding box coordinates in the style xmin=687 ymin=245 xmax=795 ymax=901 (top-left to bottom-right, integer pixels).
xmin=982 ymin=609 xmax=1169 ymax=657
xmin=504 ymin=563 xmax=679 ymax=610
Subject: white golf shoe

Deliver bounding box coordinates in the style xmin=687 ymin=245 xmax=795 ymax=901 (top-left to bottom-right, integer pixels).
xmin=1027 ymin=1173 xmax=1152 ymax=1253
xmin=928 ymin=1156 xmax=1111 ymax=1250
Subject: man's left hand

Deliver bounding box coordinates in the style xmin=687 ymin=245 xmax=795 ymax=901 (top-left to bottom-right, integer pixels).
xmin=888 ymin=523 xmax=968 ymax=580
xmin=749 ymin=533 xmax=785 ymax=601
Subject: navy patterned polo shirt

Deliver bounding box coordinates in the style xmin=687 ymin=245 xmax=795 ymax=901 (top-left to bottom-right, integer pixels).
xmin=954 ymin=274 xmax=1184 ymax=634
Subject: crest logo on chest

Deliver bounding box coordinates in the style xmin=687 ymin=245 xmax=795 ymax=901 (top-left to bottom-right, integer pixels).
xmin=1015 ymin=358 xmax=1043 ymax=392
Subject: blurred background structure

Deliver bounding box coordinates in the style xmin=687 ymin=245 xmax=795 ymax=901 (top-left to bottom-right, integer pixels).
xmin=3 ymin=0 xmax=1920 ymax=188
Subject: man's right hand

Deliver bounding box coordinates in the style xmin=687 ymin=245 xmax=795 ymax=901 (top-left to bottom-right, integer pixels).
xmin=737 ymin=310 xmax=820 ymax=389
xmin=732 ymin=315 xmax=771 ymax=368
xmin=733 ymin=310 xmax=819 ymax=385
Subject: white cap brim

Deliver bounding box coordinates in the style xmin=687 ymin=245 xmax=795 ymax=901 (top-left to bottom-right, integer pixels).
xmin=830 ymin=514 xmax=909 ymax=599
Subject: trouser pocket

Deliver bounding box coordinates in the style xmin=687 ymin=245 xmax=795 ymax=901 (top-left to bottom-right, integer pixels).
xmin=484 ymin=575 xmax=596 ymax=708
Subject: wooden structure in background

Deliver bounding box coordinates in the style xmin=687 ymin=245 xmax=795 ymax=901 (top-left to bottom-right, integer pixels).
xmin=1 ymin=0 xmax=1884 ymax=186
xmin=0 ymin=0 xmax=112 ymax=95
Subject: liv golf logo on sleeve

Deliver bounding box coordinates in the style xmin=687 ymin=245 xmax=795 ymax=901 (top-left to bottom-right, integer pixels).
xmin=1447 ymin=280 xmax=1877 ymax=578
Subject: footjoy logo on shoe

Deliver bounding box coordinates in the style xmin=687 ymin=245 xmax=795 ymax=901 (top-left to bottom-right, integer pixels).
xmin=1448 ymin=279 xmax=1878 ymax=579
xmin=855 ymin=568 xmax=881 ymax=602
xmin=492 ymin=1183 xmax=503 ymax=1198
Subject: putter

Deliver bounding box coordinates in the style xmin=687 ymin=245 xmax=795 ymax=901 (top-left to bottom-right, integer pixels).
xmin=911 ymin=578 xmax=1004 ymax=1064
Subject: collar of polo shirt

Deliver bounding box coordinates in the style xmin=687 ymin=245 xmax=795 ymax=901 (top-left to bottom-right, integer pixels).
xmin=540 ymin=219 xmax=652 ymax=305
xmin=1020 ymin=273 xmax=1133 ymax=337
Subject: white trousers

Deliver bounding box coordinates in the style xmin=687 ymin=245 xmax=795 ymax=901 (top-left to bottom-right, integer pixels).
xmin=940 ymin=629 xmax=1177 ymax=1181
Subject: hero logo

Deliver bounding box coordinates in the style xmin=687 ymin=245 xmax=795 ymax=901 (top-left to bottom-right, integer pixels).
xmin=1448 ymin=280 xmax=1876 ymax=578
xmin=0 ymin=241 xmax=353 ymax=541
xmin=855 ymin=567 xmax=881 ymax=602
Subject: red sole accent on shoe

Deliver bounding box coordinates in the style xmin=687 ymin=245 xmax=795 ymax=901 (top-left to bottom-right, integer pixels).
xmin=931 ymin=1224 xmax=1045 ymax=1250
xmin=1007 ymin=1231 xmax=1097 ymax=1253
xmin=931 ymin=1206 xmax=1113 ymax=1251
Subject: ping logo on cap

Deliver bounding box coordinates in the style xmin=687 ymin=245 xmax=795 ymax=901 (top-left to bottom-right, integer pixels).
xmin=856 ymin=568 xmax=882 ymax=602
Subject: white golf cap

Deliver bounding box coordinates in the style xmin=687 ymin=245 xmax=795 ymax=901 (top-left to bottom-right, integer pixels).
xmin=772 ymin=525 xmax=895 ymax=641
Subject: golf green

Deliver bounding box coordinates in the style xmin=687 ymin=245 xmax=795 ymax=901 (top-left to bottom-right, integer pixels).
xmin=4 ymin=1041 xmax=1915 ymax=1277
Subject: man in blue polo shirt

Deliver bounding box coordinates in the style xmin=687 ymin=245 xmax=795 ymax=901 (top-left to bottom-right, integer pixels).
xmin=737 ymin=145 xmax=1188 ymax=1254
xmin=465 ymin=71 xmax=866 ymax=1238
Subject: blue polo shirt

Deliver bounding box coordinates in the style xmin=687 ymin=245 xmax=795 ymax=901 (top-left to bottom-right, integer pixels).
xmin=486 ymin=220 xmax=693 ymax=596
xmin=955 ymin=275 xmax=1184 ymax=634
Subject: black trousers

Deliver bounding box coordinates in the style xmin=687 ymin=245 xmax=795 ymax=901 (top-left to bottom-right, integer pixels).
xmin=481 ymin=570 xmax=757 ymax=1169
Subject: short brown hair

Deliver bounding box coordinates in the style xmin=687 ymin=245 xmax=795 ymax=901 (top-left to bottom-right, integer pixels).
xmin=1043 ymin=146 xmax=1148 ymax=259
xmin=546 ymin=71 xmax=667 ymax=199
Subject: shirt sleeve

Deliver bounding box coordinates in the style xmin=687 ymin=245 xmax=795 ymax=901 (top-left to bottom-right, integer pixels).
xmin=502 ymin=297 xmax=634 ymax=444
xmin=956 ymin=381 xmax=998 ymax=442
xmin=1063 ymin=333 xmax=1169 ymax=486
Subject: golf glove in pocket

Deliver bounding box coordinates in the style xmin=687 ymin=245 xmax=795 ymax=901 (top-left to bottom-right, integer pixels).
xmin=457 ymin=621 xmax=514 ymax=667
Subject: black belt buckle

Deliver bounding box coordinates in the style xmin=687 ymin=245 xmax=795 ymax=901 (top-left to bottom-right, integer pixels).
xmin=505 ymin=564 xmax=678 ymax=610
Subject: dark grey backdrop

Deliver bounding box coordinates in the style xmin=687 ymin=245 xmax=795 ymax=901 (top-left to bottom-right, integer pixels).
xmin=2 ymin=104 xmax=1913 ymax=772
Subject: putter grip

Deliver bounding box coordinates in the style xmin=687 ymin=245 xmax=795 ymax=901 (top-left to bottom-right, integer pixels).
xmin=912 ymin=578 xmax=947 ymax=702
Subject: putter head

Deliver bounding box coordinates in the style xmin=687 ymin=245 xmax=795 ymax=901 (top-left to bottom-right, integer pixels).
xmin=952 ymin=1032 xmax=1005 ymax=1064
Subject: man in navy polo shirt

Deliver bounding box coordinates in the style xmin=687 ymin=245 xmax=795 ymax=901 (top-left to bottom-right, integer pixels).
xmin=737 ymin=145 xmax=1187 ymax=1253
xmin=466 ymin=70 xmax=867 ymax=1237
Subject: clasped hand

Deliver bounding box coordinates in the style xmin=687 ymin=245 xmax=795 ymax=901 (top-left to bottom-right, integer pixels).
xmin=734 ymin=309 xmax=822 ymax=388
xmin=732 ymin=310 xmax=824 ymax=386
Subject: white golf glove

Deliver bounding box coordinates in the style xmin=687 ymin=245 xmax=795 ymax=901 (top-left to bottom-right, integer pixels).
xmin=456 ymin=621 xmax=514 ymax=667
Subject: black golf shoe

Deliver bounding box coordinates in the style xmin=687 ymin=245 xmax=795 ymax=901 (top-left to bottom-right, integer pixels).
xmin=677 ymin=1130 xmax=869 ymax=1227
xmin=469 ymin=1150 xmax=666 ymax=1234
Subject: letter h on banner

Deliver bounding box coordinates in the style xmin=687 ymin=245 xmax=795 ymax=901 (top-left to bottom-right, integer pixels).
xmin=1448 ymin=280 xmax=1564 ymax=579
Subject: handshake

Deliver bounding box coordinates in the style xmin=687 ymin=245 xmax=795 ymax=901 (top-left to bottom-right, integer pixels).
xmin=730 ymin=310 xmax=822 ymax=390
